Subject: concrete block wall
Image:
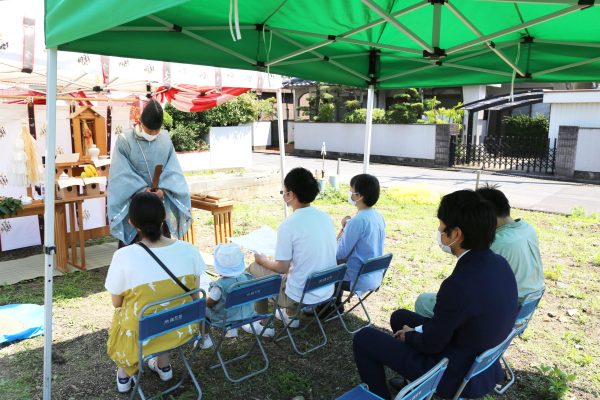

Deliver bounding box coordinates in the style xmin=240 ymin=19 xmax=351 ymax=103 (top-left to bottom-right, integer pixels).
xmin=555 ymin=126 xmax=579 ymax=178
xmin=434 ymin=124 xmax=458 ymax=167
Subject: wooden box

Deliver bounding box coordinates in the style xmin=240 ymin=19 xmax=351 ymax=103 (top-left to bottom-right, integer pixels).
xmin=55 ymin=165 xmax=73 ymax=179
xmin=93 ymin=159 xmax=111 ymax=177
xmin=82 ymin=177 xmax=107 ymax=196
xmin=56 ymin=178 xmax=83 ymax=200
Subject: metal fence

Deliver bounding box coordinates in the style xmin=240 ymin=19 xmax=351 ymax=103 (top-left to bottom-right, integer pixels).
xmin=450 ymin=135 xmax=557 ymax=174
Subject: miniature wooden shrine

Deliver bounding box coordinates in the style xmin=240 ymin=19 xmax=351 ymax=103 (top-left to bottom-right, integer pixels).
xmin=69 ymin=106 xmax=107 ymax=162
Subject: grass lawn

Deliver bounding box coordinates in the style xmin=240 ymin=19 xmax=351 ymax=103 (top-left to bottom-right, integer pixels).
xmin=0 ymin=185 xmax=598 ymax=400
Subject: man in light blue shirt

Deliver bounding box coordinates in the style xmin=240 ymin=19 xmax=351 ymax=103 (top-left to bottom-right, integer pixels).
xmin=415 ymin=187 xmax=544 ymax=318
xmin=336 ymin=174 xmax=386 ymax=295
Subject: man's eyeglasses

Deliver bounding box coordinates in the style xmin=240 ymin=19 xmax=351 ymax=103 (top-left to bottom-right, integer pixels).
xmin=280 ymin=190 xmax=290 ymax=195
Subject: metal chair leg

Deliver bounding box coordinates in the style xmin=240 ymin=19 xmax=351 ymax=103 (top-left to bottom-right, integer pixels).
xmin=494 ymin=354 xmax=515 ymax=395
xmin=324 ymin=293 xmax=373 ymax=334
xmin=209 ymin=322 xmax=270 ymax=383
xmin=274 ymin=305 xmax=329 ymax=356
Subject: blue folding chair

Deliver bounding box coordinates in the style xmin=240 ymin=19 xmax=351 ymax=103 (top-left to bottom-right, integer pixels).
xmin=451 ymin=329 xmax=518 ymax=400
xmin=131 ymin=288 xmax=206 ymax=400
xmin=495 ymin=287 xmax=545 ymax=394
xmin=336 ymin=358 xmax=448 ymax=400
xmin=325 ymin=253 xmax=393 ymax=334
xmin=274 ymin=264 xmax=347 ymax=355
xmin=207 ymin=274 xmax=282 ymax=383
xmin=514 ymin=287 xmax=545 ymax=334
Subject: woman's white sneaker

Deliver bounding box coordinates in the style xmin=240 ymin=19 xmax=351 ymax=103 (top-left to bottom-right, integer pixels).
xmin=116 ymin=371 xmax=132 ymax=393
xmin=275 ymin=310 xmax=300 ymax=328
xmin=147 ymin=357 xmax=173 ymax=381
xmin=241 ymin=321 xmax=275 ymax=337
xmin=225 ymin=328 xmax=239 ymax=338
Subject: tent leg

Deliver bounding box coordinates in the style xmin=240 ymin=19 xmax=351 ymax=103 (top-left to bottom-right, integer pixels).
xmin=276 ymin=89 xmax=288 ymax=217
xmin=363 ymin=85 xmax=375 ymax=173
xmin=43 ymin=47 xmax=58 ymax=400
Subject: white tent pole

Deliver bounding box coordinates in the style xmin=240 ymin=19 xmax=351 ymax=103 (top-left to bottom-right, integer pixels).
xmin=360 ymin=0 xmax=434 ymax=53
xmin=535 ymin=39 xmax=600 ymax=48
xmin=379 ymin=65 xmax=437 ymax=83
xmin=445 ymin=2 xmax=526 ymax=76
xmin=266 ymin=40 xmax=334 ymax=66
xmin=146 ymin=15 xmax=256 ymax=65
xmin=432 ymin=2 xmax=442 ymax=49
xmin=276 ymin=89 xmax=288 ymax=217
xmin=446 ymin=5 xmax=582 ymax=54
xmin=43 ymin=47 xmax=58 ymax=400
xmin=363 ymin=85 xmax=375 ymax=174
xmin=271 ymin=31 xmax=369 ymax=82
xmin=535 ymin=55 xmax=600 ymax=76
xmin=442 ymin=62 xmax=513 ymax=76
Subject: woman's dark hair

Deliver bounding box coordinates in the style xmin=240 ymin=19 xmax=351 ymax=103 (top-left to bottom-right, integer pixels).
xmin=283 ymin=167 xmax=319 ymax=204
xmin=350 ymin=174 xmax=380 ymax=207
xmin=129 ymin=192 xmax=165 ymax=242
xmin=437 ymin=189 xmax=496 ymax=250
xmin=476 ymin=186 xmax=511 ymax=218
xmin=140 ymin=99 xmax=163 ymax=131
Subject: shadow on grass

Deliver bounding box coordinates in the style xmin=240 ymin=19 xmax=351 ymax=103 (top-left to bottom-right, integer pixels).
xmin=0 ymin=312 xmax=370 ymax=400
xmin=480 ymin=367 xmax=596 ymax=400
xmin=1 ymin=311 xmax=595 ymax=400
xmin=0 ymin=267 xmax=109 ymax=306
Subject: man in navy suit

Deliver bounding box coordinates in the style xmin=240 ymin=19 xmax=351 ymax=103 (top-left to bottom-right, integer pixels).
xmin=353 ymin=190 xmax=518 ymax=399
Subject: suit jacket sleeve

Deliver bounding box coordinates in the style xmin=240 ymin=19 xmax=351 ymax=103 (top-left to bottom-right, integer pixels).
xmin=405 ymin=275 xmax=470 ymax=354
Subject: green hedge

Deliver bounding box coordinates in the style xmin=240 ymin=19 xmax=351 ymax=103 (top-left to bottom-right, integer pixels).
xmin=502 ymin=114 xmax=549 ymax=139
xmin=165 ymin=92 xmax=268 ymax=152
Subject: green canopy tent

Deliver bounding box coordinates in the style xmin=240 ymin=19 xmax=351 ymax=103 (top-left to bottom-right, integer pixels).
xmin=43 ymin=0 xmax=600 ymax=397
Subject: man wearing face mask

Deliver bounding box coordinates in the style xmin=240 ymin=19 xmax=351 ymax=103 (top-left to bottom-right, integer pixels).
xmin=246 ymin=167 xmax=337 ymax=334
xmin=352 ymin=190 xmax=518 ymax=400
xmin=415 ymin=186 xmax=544 ymax=318
xmin=108 ymin=99 xmax=191 ymax=246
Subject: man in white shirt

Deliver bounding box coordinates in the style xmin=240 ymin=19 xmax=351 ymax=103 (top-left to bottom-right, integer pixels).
xmin=247 ymin=167 xmax=337 ymax=331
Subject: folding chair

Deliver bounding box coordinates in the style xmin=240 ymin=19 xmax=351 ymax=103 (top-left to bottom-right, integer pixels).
xmin=451 ymin=329 xmax=518 ymax=400
xmin=495 ymin=287 xmax=545 ymax=394
xmin=514 ymin=287 xmax=545 ymax=334
xmin=131 ymin=288 xmax=206 ymax=400
xmin=325 ymin=253 xmax=393 ymax=334
xmin=274 ymin=264 xmax=347 ymax=356
xmin=207 ymin=274 xmax=282 ymax=383
xmin=336 ymin=358 xmax=448 ymax=400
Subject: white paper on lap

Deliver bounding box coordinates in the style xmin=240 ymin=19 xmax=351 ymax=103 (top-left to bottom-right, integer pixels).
xmin=230 ymin=226 xmax=277 ymax=258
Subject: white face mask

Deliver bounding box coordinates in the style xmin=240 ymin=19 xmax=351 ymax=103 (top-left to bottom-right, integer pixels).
xmin=436 ymin=230 xmax=457 ymax=255
xmin=136 ymin=125 xmax=159 ymax=142
xmin=348 ymin=190 xmax=357 ymax=207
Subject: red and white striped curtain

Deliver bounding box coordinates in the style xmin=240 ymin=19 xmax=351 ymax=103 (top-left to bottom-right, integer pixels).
xmin=157 ymin=84 xmax=249 ymax=113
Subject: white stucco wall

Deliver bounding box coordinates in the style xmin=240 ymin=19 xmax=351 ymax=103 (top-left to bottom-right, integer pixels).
xmin=544 ymin=90 xmax=600 ymax=141
xmin=176 ymin=124 xmax=253 ymax=171
xmin=209 ymin=124 xmax=253 ymax=169
xmin=575 ymin=128 xmax=600 ymax=172
xmin=251 ymin=121 xmax=271 ymax=148
xmin=548 ymin=103 xmax=600 ymax=141
xmin=176 ymin=151 xmax=211 ymax=172
xmin=294 ymin=123 xmax=437 ymax=160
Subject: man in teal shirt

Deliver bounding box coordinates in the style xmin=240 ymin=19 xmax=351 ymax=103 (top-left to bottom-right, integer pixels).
xmin=415 ymin=187 xmax=544 ymax=317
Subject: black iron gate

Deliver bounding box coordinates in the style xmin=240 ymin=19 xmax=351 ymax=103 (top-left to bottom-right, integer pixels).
xmin=449 ymin=135 xmax=557 ymax=174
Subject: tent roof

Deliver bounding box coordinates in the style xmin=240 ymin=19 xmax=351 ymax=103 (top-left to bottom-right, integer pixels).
xmin=1 ymin=1 xmax=282 ymax=96
xmin=45 ymin=0 xmax=600 ymax=89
